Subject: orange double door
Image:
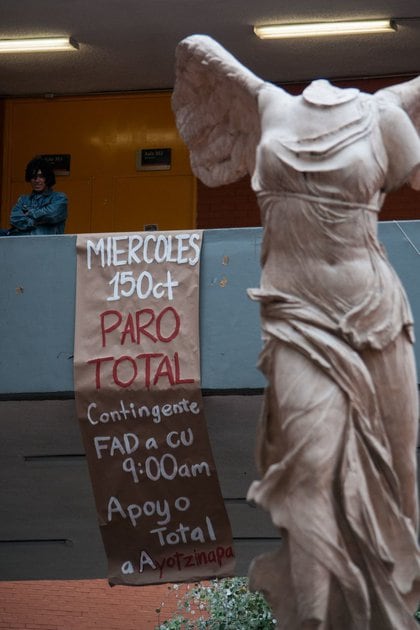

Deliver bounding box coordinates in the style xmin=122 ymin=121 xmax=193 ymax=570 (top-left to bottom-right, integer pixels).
xmin=1 ymin=92 xmax=196 ymax=234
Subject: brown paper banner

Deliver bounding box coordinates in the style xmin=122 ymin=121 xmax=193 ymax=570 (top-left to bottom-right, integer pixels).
xmin=74 ymin=231 xmax=235 ymax=585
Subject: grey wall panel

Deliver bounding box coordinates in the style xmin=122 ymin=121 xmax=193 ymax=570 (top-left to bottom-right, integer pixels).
xmin=0 ymin=400 xmax=83 ymax=456
xmin=0 ymin=535 xmax=107 ymax=581
xmin=0 ymin=457 xmax=96 ymax=538
xmin=0 ymin=396 xmax=263 ymax=492
xmin=204 ymin=395 xmax=263 ymax=497
xmin=200 ymin=229 xmax=263 ymax=389
xmin=1 ymin=223 xmax=420 ymax=394
xmin=0 ymin=395 xmax=280 ymax=580
xmin=226 ymin=502 xmax=278 ymax=539
xmin=380 ymin=221 xmax=420 ymax=373
xmin=0 ymin=235 xmax=76 ymax=394
xmin=0 ymin=538 xmax=279 ymax=581
xmin=234 ymin=540 xmax=281 ymax=578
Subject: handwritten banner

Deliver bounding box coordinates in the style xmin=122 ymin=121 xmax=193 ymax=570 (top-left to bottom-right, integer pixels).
xmin=74 ymin=231 xmax=235 ymax=585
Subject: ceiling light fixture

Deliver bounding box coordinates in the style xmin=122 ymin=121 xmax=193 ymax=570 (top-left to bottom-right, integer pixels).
xmin=254 ymin=20 xmax=395 ymax=39
xmin=0 ymin=37 xmax=79 ymax=53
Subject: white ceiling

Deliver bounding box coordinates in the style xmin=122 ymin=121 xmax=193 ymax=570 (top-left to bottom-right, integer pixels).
xmin=0 ymin=0 xmax=419 ymax=97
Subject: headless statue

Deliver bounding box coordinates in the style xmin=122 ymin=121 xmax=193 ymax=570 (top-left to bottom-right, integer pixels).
xmin=172 ymin=35 xmax=420 ymax=629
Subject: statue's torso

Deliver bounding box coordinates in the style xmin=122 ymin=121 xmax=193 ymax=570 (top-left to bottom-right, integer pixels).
xmin=252 ymin=82 xmax=415 ymax=347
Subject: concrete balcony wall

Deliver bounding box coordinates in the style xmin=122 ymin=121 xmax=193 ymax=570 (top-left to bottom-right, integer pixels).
xmin=1 ymin=224 xmax=419 ymax=580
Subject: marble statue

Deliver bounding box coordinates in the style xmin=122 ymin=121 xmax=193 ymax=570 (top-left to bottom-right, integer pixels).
xmin=172 ymin=34 xmax=420 ymax=629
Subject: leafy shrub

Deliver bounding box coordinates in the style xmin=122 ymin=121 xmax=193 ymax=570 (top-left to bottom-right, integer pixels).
xmin=155 ymin=577 xmax=275 ymax=629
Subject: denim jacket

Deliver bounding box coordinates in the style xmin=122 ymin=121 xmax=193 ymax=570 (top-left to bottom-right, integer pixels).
xmin=9 ymin=188 xmax=68 ymax=235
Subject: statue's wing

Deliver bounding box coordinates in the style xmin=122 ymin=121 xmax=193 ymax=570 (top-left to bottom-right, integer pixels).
xmin=375 ymin=76 xmax=420 ymax=132
xmin=375 ymin=77 xmax=420 ymax=189
xmin=172 ymin=34 xmax=265 ymax=187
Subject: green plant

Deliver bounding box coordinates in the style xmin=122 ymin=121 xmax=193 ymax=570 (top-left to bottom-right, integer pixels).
xmin=155 ymin=577 xmax=275 ymax=629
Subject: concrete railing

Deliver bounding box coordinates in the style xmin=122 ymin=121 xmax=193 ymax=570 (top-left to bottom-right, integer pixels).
xmin=1 ymin=223 xmax=419 ymax=581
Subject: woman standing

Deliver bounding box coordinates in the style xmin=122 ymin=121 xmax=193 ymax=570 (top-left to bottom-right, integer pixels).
xmin=2 ymin=156 xmax=67 ymax=236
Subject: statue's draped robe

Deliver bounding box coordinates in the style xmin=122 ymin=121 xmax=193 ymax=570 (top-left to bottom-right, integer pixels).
xmin=247 ymin=82 xmax=420 ymax=628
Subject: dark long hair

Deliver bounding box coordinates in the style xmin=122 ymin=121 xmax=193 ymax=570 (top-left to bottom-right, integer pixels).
xmin=25 ymin=157 xmax=56 ymax=188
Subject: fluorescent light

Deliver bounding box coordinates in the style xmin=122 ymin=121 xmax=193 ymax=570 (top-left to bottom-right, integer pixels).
xmin=0 ymin=37 xmax=79 ymax=53
xmin=254 ymin=20 xmax=395 ymax=39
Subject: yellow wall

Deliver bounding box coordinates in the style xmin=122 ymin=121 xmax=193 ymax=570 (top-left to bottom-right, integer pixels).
xmin=1 ymin=92 xmax=196 ymax=233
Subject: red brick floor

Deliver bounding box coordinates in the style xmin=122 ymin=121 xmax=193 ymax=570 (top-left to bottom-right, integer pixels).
xmin=0 ymin=579 xmax=189 ymax=629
